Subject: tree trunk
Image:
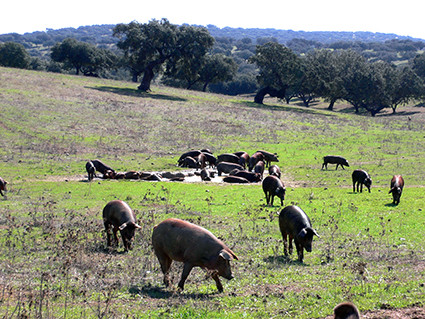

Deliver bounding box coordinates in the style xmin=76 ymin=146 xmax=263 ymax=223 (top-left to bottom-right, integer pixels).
xmin=138 ymin=67 xmax=154 ymax=92
xmin=202 ymin=81 xmax=210 ymax=92
xmin=132 ymin=72 xmax=138 ymax=83
xmin=328 ymin=99 xmax=336 ymax=111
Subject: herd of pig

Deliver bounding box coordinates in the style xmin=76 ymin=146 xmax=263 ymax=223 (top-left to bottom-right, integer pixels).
xmin=0 ymin=151 xmax=404 ymax=318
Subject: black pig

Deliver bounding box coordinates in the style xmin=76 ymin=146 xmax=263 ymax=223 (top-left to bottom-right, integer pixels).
xmin=262 ymin=175 xmax=286 ymax=206
xmin=322 ymin=155 xmax=349 ymax=170
xmin=352 ymin=169 xmax=372 ymax=193
xmin=279 ymin=205 xmax=319 ymax=262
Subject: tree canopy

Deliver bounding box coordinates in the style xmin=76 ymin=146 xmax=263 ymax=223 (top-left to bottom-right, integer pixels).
xmin=0 ymin=42 xmax=31 ymax=69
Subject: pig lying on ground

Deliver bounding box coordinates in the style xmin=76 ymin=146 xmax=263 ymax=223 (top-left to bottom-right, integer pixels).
xmin=230 ymin=170 xmax=261 ymax=183
xmin=0 ymin=177 xmax=7 ymax=197
xmin=152 ymin=218 xmax=238 ymax=292
xmin=333 ymin=302 xmax=360 ymax=319
xmin=322 ymin=155 xmax=350 ymax=170
xmin=85 ymin=161 xmax=96 ymax=181
xmin=217 ymin=153 xmax=240 ymax=164
xmin=223 ymin=176 xmax=250 ymax=184
xmin=102 ymin=200 xmax=141 ymax=252
xmin=279 ymin=205 xmax=319 ymax=263
xmin=217 ymin=162 xmax=244 ymax=176
xmin=352 ymin=169 xmax=372 ymax=193
xmin=262 ymin=175 xmax=286 ymax=206
xmin=389 ymin=174 xmax=404 ymax=205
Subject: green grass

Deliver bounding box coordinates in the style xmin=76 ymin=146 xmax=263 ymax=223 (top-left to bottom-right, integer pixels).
xmin=0 ymin=66 xmax=424 ymax=318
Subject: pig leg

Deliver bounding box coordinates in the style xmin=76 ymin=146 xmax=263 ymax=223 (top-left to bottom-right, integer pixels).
xmin=155 ymin=251 xmax=173 ymax=287
xmin=211 ymin=271 xmax=224 ymax=292
xmin=112 ymin=227 xmax=119 ymax=247
xmin=288 ymin=235 xmax=294 ymax=255
xmin=178 ymin=262 xmax=194 ymax=291
xmin=270 ymin=194 xmax=274 ymax=206
xmin=359 ymin=183 xmax=363 ymax=193
xmin=104 ymin=223 xmax=113 ymax=247
xmin=295 ymin=241 xmax=304 ymax=262
xmin=282 ymin=233 xmax=289 ymax=256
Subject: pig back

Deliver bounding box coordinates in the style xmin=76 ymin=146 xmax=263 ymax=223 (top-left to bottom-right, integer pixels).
xmin=103 ymin=200 xmax=136 ymax=226
xmin=279 ymin=205 xmax=312 ymax=235
xmin=152 ymin=218 xmax=235 ymax=264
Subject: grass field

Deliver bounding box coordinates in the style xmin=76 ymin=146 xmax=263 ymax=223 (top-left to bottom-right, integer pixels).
xmin=0 ymin=66 xmax=424 ymax=318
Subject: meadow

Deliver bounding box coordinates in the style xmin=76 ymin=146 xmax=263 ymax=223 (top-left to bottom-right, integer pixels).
xmin=0 ymin=66 xmax=424 ymax=318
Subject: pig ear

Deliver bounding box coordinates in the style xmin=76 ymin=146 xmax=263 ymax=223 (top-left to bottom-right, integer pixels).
xmin=219 ymin=250 xmax=235 ymax=261
xmin=118 ymin=223 xmax=128 ymax=231
xmin=134 ymin=223 xmax=142 ymax=229
xmin=311 ymin=228 xmax=320 ymax=238
xmin=388 ymin=187 xmax=394 ymax=194
xmin=298 ymin=228 xmax=307 ymax=238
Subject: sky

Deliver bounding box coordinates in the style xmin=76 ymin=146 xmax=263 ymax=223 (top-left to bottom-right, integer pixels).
xmin=1 ymin=0 xmax=424 ymax=40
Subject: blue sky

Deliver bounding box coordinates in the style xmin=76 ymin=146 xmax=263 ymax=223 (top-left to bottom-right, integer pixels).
xmin=1 ymin=0 xmax=424 ymax=40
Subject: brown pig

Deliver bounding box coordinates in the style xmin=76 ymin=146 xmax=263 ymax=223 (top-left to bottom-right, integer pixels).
xmin=262 ymin=175 xmax=286 ymax=206
xmin=152 ymin=218 xmax=238 ymax=292
xmin=279 ymin=205 xmax=319 ymax=263
xmin=0 ymin=177 xmax=7 ymax=197
xmin=268 ymin=165 xmax=281 ymax=178
xmin=389 ymin=175 xmax=404 ymax=205
xmin=102 ymin=200 xmax=141 ymax=252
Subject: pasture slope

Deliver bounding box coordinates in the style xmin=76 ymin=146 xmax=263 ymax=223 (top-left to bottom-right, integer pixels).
xmin=0 ymin=66 xmax=424 ymax=318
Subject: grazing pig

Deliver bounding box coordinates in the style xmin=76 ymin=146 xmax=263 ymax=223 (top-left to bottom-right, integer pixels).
xmin=223 ymin=176 xmax=250 ymax=184
xmin=217 ymin=162 xmax=244 ymax=176
xmin=217 ymin=153 xmax=240 ymax=164
xmin=231 ymin=170 xmax=261 ymax=183
xmin=262 ymin=175 xmax=286 ymax=206
xmin=152 ymin=218 xmax=238 ymax=292
xmin=248 ymin=152 xmax=265 ymax=171
xmin=279 ymin=205 xmax=319 ymax=263
xmin=195 ymin=153 xmax=207 ymax=169
xmin=202 ymin=152 xmax=217 ymax=167
xmin=200 ymin=168 xmax=211 ymax=181
xmin=102 ymin=200 xmax=141 ymax=252
xmin=91 ymin=159 xmax=115 ymax=176
xmin=254 ymin=160 xmax=265 ymax=179
xmin=352 ymin=169 xmax=372 ymax=193
xmin=257 ymin=150 xmax=279 ymax=167
xmin=268 ymin=165 xmax=281 ymax=178
xmin=389 ymin=175 xmax=404 ymax=205
xmin=333 ymin=302 xmax=360 ymax=319
xmin=0 ymin=177 xmax=7 ymax=197
xmin=85 ymin=161 xmax=96 ymax=181
xmin=235 ymin=152 xmax=250 ymax=169
xmin=177 ymin=150 xmax=202 ymax=166
xmin=181 ymin=156 xmax=198 ymax=169
xmin=322 ymin=155 xmax=350 ymax=170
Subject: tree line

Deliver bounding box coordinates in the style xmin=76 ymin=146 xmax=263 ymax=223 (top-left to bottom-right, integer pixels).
xmin=1 ymin=19 xmax=425 ymax=116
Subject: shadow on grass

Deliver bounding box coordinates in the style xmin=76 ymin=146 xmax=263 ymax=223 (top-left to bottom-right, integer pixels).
xmin=129 ymin=284 xmax=215 ymax=299
xmin=385 ymin=202 xmax=399 ymax=207
xmin=264 ymin=255 xmax=308 ymax=266
xmin=87 ymin=86 xmax=187 ymax=102
xmin=241 ymin=101 xmax=335 ymax=117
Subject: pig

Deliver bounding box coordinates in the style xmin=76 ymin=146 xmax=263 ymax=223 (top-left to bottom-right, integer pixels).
xmin=262 ymin=175 xmax=286 ymax=206
xmin=322 ymin=155 xmax=350 ymax=170
xmin=217 ymin=162 xmax=244 ymax=176
xmin=352 ymin=169 xmax=372 ymax=193
xmin=0 ymin=177 xmax=8 ymax=197
xmin=195 ymin=153 xmax=207 ymax=169
xmin=278 ymin=205 xmax=319 ymax=263
xmin=202 ymin=152 xmax=217 ymax=167
xmin=223 ymin=176 xmax=250 ymax=184
xmin=177 ymin=150 xmax=202 ymax=166
xmin=103 ymin=170 xmax=116 ymax=179
xmin=124 ymin=171 xmax=141 ymax=180
xmin=235 ymin=152 xmax=250 ymax=169
xmin=113 ymin=172 xmax=126 ymax=179
xmin=333 ymin=302 xmax=360 ymax=319
xmin=91 ymin=159 xmax=115 ymax=176
xmin=217 ymin=153 xmax=240 ymax=164
xmin=257 ymin=150 xmax=279 ymax=167
xmin=268 ymin=165 xmax=281 ymax=178
xmin=254 ymin=160 xmax=265 ymax=179
xmin=152 ymin=218 xmax=238 ymax=292
xmin=248 ymin=152 xmax=265 ymax=171
xmin=102 ymin=200 xmax=141 ymax=252
xmin=181 ymin=156 xmax=198 ymax=169
xmin=85 ymin=161 xmax=96 ymax=181
xmin=200 ymin=168 xmax=211 ymax=181
xmin=230 ymin=170 xmax=261 ymax=183
xmin=389 ymin=175 xmax=404 ymax=205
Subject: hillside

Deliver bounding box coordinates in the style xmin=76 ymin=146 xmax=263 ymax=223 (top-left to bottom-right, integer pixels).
xmin=0 ymin=67 xmax=424 ymax=318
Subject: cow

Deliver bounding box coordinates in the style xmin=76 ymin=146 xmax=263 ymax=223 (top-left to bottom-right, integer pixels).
xmin=152 ymin=218 xmax=238 ymax=292
xmin=248 ymin=152 xmax=265 ymax=171
xmin=257 ymin=150 xmax=279 ymax=167
xmin=91 ymin=159 xmax=115 ymax=176
xmin=333 ymin=302 xmax=360 ymax=319
xmin=217 ymin=162 xmax=244 ymax=176
xmin=322 ymin=155 xmax=350 ymax=170
xmin=102 ymin=200 xmax=141 ymax=252
xmin=279 ymin=205 xmax=319 ymax=263
xmin=85 ymin=161 xmax=96 ymax=181
xmin=389 ymin=175 xmax=404 ymax=205
xmin=262 ymin=175 xmax=286 ymax=206
xmin=0 ymin=177 xmax=7 ymax=197
xmin=268 ymin=165 xmax=281 ymax=178
xmin=352 ymin=169 xmax=372 ymax=193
